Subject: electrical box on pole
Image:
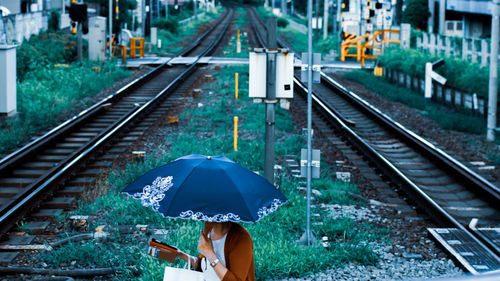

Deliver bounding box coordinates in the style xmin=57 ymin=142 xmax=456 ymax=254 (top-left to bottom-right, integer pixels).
xmin=249 ymin=50 xmax=294 ymax=99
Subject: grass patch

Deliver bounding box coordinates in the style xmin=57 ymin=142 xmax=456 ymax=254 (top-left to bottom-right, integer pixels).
xmin=38 ymin=65 xmax=386 ymax=280
xmin=0 ymin=61 xmax=129 ymax=154
xmin=342 ymin=70 xmax=486 ymax=135
xmin=221 ymin=7 xmax=250 ymax=58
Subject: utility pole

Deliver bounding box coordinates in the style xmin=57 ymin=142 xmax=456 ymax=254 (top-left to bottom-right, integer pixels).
xmin=428 ymin=0 xmax=435 ymax=33
xmin=194 ymin=0 xmax=197 ymax=19
xmin=334 ymin=0 xmax=340 ymax=36
xmin=264 ymin=17 xmax=278 ymax=184
xmin=306 ymin=0 xmax=313 ymax=246
xmin=323 ymin=0 xmax=328 ymax=39
xmin=272 ymin=0 xmax=275 ymax=13
xmin=142 ymin=0 xmax=146 ymax=37
xmin=315 ymin=0 xmax=320 ymax=39
xmin=76 ymin=0 xmax=82 ymax=63
xmin=109 ymin=0 xmax=113 ymax=58
xmin=77 ymin=21 xmax=82 ymax=62
xmin=487 ymin=0 xmax=499 ymax=141
xmin=438 ymin=0 xmax=445 ymax=34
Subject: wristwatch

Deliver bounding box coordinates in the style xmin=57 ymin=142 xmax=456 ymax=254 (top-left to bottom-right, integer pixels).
xmin=210 ymin=258 xmax=220 ymax=267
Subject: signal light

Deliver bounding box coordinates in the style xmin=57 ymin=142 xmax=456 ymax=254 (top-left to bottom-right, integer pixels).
xmin=71 ymin=21 xmax=76 ymax=34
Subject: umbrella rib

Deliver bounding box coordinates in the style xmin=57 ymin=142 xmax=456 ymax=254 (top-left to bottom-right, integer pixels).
xmin=162 ymin=161 xmax=205 ymax=218
xmin=224 ymin=172 xmax=260 ymax=222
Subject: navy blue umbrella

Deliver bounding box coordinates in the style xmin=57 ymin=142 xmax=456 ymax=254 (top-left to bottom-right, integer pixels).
xmin=122 ymin=154 xmax=287 ymax=223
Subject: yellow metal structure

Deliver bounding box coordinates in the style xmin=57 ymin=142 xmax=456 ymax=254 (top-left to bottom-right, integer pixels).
xmin=340 ymin=30 xmax=401 ymax=68
xmin=130 ymin=38 xmax=145 ymax=58
xmin=234 ymin=116 xmax=238 ymax=151
xmin=235 ymin=73 xmax=239 ymax=99
xmin=374 ymin=67 xmax=383 ymax=76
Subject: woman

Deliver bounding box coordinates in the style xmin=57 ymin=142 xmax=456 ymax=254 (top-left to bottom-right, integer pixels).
xmin=177 ymin=221 xmax=255 ymax=281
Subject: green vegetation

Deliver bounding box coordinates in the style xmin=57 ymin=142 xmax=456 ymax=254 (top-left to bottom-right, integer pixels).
xmin=256 ymin=6 xmax=340 ymax=58
xmin=0 ymin=30 xmax=130 ymax=154
xmin=221 ymin=8 xmax=249 ymax=58
xmin=402 ymin=0 xmax=430 ymax=30
xmin=0 ymin=62 xmax=129 ymax=154
xmin=378 ymin=48 xmax=492 ymax=99
xmin=151 ymin=6 xmax=223 ymax=56
xmin=342 ymin=70 xmax=486 ymax=135
xmin=16 ymin=32 xmax=86 ymax=82
xmin=39 ymin=65 xmax=387 ymax=280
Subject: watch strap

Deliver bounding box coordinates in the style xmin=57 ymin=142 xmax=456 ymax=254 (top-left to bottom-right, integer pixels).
xmin=210 ymin=258 xmax=220 ymax=267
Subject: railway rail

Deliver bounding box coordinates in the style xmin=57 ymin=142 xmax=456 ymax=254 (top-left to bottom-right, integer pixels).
xmin=0 ymin=6 xmax=235 ymax=263
xmin=246 ymin=5 xmax=500 ymax=274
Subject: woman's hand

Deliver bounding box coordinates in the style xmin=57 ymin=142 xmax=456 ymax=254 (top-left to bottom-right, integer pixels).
xmin=197 ymin=231 xmax=216 ymax=260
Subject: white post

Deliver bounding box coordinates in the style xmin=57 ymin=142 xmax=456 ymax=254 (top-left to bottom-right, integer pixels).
xmin=109 ymin=0 xmax=113 ymax=58
xmin=323 ymin=0 xmax=328 ymax=39
xmin=481 ymin=39 xmax=488 ymax=67
xmin=0 ymin=45 xmax=17 ymax=117
xmin=439 ymin=0 xmax=445 ymax=34
xmin=428 ymin=0 xmax=435 ymax=33
xmin=151 ymin=27 xmax=157 ymax=46
xmin=425 ymin=62 xmax=433 ymax=99
xmin=445 ymin=36 xmax=451 ymax=57
xmin=487 ymin=0 xmax=499 ymax=141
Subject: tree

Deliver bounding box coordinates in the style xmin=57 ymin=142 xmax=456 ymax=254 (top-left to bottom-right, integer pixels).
xmin=402 ymin=0 xmax=430 ymax=30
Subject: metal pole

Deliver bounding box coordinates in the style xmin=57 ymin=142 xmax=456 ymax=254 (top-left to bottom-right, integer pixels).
xmin=323 ymin=0 xmax=328 ymax=39
xmin=142 ymin=0 xmax=146 ymax=37
xmin=109 ymin=0 xmax=113 ymax=59
xmin=487 ymin=0 xmax=499 ymax=141
xmin=272 ymin=0 xmax=275 ymax=13
xmin=281 ymin=0 xmax=287 ymax=15
xmin=194 ymin=0 xmax=197 ymax=19
xmin=264 ymin=17 xmax=277 ymax=184
xmin=438 ymin=0 xmax=445 ymax=34
xmin=77 ymin=21 xmax=82 ymax=62
xmin=166 ymin=0 xmax=168 ymax=19
xmin=306 ymin=0 xmax=313 ymax=246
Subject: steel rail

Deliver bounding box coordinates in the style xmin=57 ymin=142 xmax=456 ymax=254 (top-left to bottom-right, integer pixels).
xmin=245 ymin=5 xmax=500 ymax=270
xmin=0 ymin=8 xmax=235 ymax=234
xmin=0 ymin=9 xmax=229 ymax=176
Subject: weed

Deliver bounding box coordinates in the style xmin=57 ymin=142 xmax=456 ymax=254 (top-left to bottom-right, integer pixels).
xmin=39 ymin=65 xmax=387 ymax=280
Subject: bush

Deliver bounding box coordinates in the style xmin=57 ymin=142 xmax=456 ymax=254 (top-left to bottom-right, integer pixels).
xmin=48 ymin=9 xmax=60 ymax=31
xmin=378 ymin=48 xmax=492 ymax=98
xmin=16 ymin=32 xmax=86 ymax=82
xmin=277 ymin=17 xmax=289 ymax=28
xmin=402 ymin=0 xmax=430 ymax=30
xmin=152 ymin=18 xmax=179 ymax=34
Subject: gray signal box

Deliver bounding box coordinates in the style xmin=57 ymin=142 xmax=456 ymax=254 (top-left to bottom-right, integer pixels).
xmin=89 ymin=17 xmax=106 ymax=61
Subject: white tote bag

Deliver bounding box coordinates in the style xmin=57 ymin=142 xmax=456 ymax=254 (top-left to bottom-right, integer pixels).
xmin=163 ymin=257 xmax=205 ymax=281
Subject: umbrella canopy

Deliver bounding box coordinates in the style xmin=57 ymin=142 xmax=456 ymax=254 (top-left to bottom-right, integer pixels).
xmin=122 ymin=154 xmax=287 ymax=223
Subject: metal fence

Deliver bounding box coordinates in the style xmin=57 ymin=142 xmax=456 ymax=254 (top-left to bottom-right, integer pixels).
xmin=415 ymin=32 xmax=499 ymax=68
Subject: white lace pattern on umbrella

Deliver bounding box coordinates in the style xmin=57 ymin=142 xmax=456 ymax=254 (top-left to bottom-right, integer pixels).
xmin=178 ymin=198 xmax=286 ymax=222
xmin=257 ymin=198 xmax=285 ymax=220
xmin=179 ymin=211 xmax=242 ymax=222
xmin=132 ymin=176 xmax=173 ymax=211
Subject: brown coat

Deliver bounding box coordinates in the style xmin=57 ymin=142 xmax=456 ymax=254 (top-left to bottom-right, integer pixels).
xmin=196 ymin=222 xmax=256 ymax=281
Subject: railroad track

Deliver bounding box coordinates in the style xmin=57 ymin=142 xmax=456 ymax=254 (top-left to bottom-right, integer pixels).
xmin=0 ymin=6 xmax=235 ymax=264
xmin=246 ymin=5 xmax=500 ymax=274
